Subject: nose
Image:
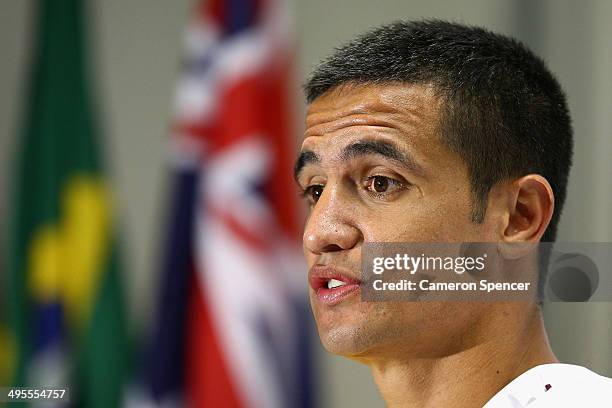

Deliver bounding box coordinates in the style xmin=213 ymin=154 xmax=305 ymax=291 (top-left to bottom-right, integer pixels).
xmin=303 ymin=183 xmax=361 ymax=255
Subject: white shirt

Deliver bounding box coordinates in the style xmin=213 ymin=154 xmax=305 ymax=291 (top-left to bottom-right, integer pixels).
xmin=483 ymin=363 xmax=612 ymax=407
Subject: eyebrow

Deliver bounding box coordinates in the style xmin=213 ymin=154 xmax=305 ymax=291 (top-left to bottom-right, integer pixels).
xmin=293 ymin=150 xmax=321 ymax=182
xmin=293 ymin=140 xmax=424 ymax=181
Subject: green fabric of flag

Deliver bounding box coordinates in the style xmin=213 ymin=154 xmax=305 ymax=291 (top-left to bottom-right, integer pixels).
xmin=7 ymin=0 xmax=127 ymax=406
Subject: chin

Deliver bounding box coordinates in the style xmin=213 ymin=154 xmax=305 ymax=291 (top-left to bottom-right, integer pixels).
xmin=311 ymin=307 xmax=369 ymax=355
xmin=317 ymin=324 xmax=374 ymax=357
xmin=314 ymin=311 xmax=400 ymax=360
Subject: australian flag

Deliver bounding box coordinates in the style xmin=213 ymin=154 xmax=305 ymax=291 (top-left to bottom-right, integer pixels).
xmin=147 ymin=0 xmax=315 ymax=407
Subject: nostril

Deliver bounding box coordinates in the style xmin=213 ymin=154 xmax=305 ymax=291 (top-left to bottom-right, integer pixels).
xmin=321 ymin=243 xmax=343 ymax=252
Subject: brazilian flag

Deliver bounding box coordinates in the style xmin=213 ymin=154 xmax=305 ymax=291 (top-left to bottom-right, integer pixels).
xmin=6 ymin=0 xmax=127 ymax=406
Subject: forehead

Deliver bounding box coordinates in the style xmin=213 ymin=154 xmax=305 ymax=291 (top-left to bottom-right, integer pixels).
xmin=306 ymin=82 xmax=440 ymax=131
xmin=302 ymin=83 xmax=448 ymax=164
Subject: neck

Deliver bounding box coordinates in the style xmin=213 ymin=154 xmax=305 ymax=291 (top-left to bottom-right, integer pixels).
xmin=367 ymin=304 xmax=558 ymax=408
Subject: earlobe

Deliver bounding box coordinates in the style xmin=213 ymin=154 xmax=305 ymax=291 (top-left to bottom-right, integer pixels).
xmin=503 ymin=175 xmax=554 ymax=243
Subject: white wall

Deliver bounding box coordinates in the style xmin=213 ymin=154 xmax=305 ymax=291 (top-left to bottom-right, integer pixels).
xmin=1 ymin=1 xmax=610 ymax=407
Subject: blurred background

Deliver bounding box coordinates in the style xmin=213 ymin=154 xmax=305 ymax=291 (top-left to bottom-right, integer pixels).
xmin=0 ymin=0 xmax=610 ymax=407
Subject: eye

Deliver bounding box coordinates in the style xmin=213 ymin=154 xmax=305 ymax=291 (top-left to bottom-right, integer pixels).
xmin=302 ymin=184 xmax=324 ymax=204
xmin=365 ymin=175 xmax=405 ymax=195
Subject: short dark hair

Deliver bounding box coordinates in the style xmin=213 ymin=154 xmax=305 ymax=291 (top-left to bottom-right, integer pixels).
xmin=304 ymin=20 xmax=573 ymax=244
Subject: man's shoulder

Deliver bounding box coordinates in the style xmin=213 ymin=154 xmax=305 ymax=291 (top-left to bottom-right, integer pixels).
xmin=483 ymin=363 xmax=612 ymax=408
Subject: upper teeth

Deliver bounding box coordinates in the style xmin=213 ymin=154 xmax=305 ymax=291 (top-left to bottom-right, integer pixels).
xmin=327 ymin=279 xmax=346 ymax=289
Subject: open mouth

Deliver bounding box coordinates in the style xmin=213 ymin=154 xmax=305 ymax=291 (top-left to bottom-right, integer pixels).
xmin=309 ymin=266 xmax=361 ymax=305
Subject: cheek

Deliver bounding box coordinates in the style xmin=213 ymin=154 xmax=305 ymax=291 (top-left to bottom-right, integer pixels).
xmin=359 ymin=188 xmax=479 ymax=242
xmin=363 ymin=197 xmax=479 ymax=242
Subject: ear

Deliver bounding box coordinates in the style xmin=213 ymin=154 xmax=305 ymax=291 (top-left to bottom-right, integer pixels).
xmin=503 ymin=174 xmax=554 ymax=243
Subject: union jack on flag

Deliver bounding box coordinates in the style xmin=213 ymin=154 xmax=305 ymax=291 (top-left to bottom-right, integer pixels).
xmin=147 ymin=0 xmax=315 ymax=407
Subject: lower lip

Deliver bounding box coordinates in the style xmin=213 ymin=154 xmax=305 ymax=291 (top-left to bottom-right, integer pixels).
xmin=315 ymin=284 xmax=360 ymax=305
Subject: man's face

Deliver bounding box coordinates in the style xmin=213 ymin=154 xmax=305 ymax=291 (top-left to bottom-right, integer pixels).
xmin=296 ymin=83 xmax=501 ymax=359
